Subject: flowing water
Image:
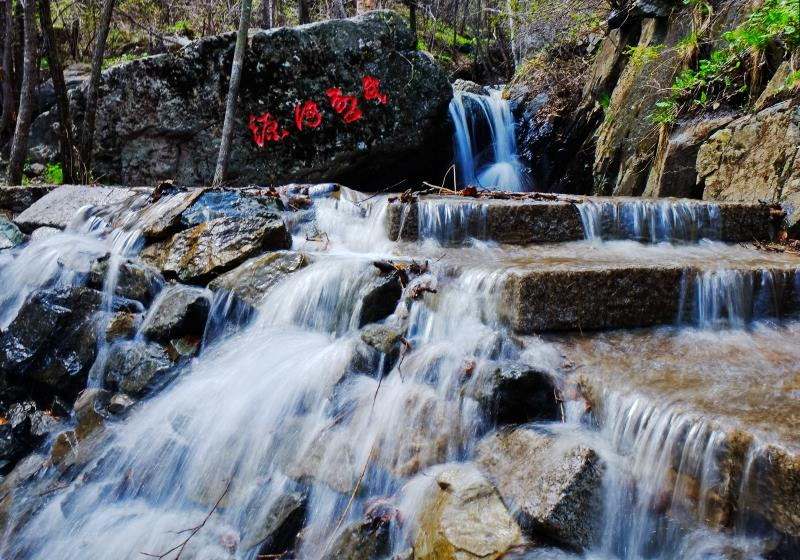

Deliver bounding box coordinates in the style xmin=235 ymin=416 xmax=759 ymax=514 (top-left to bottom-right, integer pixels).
xmin=0 ymin=189 xmax=797 ymax=559
xmin=449 ymin=89 xmax=527 ymax=191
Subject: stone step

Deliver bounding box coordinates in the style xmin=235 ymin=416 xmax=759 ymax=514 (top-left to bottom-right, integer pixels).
xmin=559 ymin=326 xmax=800 ymax=542
xmin=386 ymin=194 xmax=776 ymax=244
xmin=498 ymin=262 xmax=800 ymax=333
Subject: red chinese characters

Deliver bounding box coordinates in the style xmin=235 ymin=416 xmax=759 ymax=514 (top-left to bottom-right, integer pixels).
xmin=248 ymin=113 xmax=289 ymax=147
xmin=294 ymin=100 xmax=322 ymax=131
xmin=325 ymin=87 xmax=362 ymax=123
xmin=362 ymin=75 xmax=388 ymax=105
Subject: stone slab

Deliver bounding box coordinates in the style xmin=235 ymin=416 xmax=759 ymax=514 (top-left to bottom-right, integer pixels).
xmin=14 ymin=185 xmax=140 ymax=232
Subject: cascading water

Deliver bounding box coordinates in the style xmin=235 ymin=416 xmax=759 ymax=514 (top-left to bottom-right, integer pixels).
xmin=449 ymin=89 xmax=526 ymax=191
xmin=0 ymin=188 xmax=797 ymax=560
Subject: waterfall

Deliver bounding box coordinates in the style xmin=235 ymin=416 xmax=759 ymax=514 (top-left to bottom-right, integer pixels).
xmin=449 ymin=89 xmax=526 ymax=191
xmin=577 ymin=199 xmax=722 ymax=243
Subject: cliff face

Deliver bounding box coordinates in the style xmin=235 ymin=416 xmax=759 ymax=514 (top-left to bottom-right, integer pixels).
xmin=512 ymin=0 xmax=800 ymax=232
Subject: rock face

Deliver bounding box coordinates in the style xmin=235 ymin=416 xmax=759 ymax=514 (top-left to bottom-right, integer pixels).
xmin=29 ymin=12 xmax=452 ymax=190
xmin=143 ymin=212 xmax=291 ymax=284
xmin=0 ymin=287 xmax=103 ymax=398
xmin=476 ymin=429 xmax=604 ymax=550
xmin=413 ymin=465 xmax=522 ymax=560
xmin=698 ymin=100 xmax=800 ymax=234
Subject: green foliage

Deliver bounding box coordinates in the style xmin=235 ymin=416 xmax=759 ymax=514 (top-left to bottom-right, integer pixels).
xmin=102 ymin=53 xmax=141 ymax=69
xmin=655 ymin=0 xmax=798 ymax=124
xmin=598 ymin=91 xmax=611 ymax=110
xmin=626 ymin=44 xmax=665 ymax=68
xmin=170 ymin=20 xmax=195 ymax=39
xmin=683 ymin=0 xmax=713 ymax=16
xmin=676 ymin=31 xmax=699 ymax=59
xmin=787 ymin=70 xmax=800 ymax=88
xmin=44 ymin=163 xmax=64 ymax=185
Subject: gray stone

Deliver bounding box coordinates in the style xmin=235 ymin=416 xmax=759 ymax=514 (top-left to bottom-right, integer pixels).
xmin=104 ymin=341 xmax=174 ymax=396
xmin=360 ymin=323 xmax=404 ymax=355
xmin=0 ymin=286 xmax=103 ymax=397
xmin=28 ymin=12 xmax=452 ymax=190
xmin=88 ymin=258 xmax=163 ymax=304
xmin=14 ymin=186 xmax=138 ymax=233
xmin=138 ymin=188 xmax=206 ymax=240
xmin=142 ymin=213 xmax=291 ymax=284
xmin=321 ymin=506 xmax=394 ymax=560
xmin=358 ymin=273 xmax=403 ymax=327
xmin=209 ymin=251 xmax=309 ymax=306
xmin=242 ymin=491 xmax=307 ymax=554
xmin=476 ymin=428 xmax=604 ymax=550
xmin=142 ymin=285 xmax=211 ymax=341
xmin=29 ymin=226 xmax=61 ymax=242
xmin=413 ymin=464 xmax=522 ymax=560
xmin=452 ymin=79 xmax=486 ymax=95
xmin=107 ymin=393 xmax=136 ymax=415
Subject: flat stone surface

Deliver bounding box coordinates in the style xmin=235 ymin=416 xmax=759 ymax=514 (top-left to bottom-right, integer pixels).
xmin=385 ymin=194 xmax=774 ymax=245
xmin=14 ymin=185 xmax=139 ymax=232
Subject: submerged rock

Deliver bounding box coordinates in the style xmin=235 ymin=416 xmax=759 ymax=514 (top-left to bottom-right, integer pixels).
xmin=242 ymin=491 xmax=307 ymax=555
xmin=27 ymin=12 xmax=452 ymax=190
xmin=413 ymin=464 xmax=522 ymax=560
xmin=141 ymin=285 xmax=210 ymax=341
xmin=321 ymin=506 xmax=394 ymax=560
xmin=142 ymin=213 xmax=291 ymax=284
xmin=0 ymin=287 xmax=103 ymax=398
xmin=209 ymin=251 xmax=309 ymax=306
xmin=360 ymin=323 xmax=404 ymax=355
xmin=104 ymin=341 xmax=175 ymax=396
xmin=476 ymin=428 xmax=604 ymax=551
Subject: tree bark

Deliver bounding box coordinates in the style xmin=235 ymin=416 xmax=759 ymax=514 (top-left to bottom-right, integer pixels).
xmin=212 ymin=0 xmax=252 ymax=187
xmin=298 ymin=0 xmax=311 ymax=23
xmin=260 ymin=0 xmax=274 ymax=28
xmin=38 ymin=0 xmax=74 ymax=182
xmin=6 ymin=0 xmax=37 ymax=185
xmin=79 ymin=0 xmax=115 ymax=181
xmin=1 ymin=0 xmax=16 ymax=143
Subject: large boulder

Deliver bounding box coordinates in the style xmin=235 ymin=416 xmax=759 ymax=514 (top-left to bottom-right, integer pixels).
xmin=142 ymin=212 xmax=291 ymax=284
xmin=468 ymin=363 xmax=560 ymax=425
xmin=698 ymin=100 xmax=800 ymax=235
xmin=476 ymin=429 xmax=604 ymax=551
xmin=413 ymin=465 xmax=522 ymax=560
xmin=0 ymin=287 xmax=103 ymax=398
xmin=28 ymin=12 xmax=452 ymax=190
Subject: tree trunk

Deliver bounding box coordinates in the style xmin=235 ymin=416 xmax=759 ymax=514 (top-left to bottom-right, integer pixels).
xmin=406 ymin=0 xmax=416 ymax=39
xmin=212 ymin=0 xmax=252 ymax=187
xmin=6 ymin=0 xmax=37 ymax=185
xmin=298 ymin=0 xmax=311 ymax=23
xmin=79 ymin=0 xmax=115 ymax=181
xmin=38 ymin=0 xmax=74 ymax=182
xmin=1 ymin=0 xmax=16 ymax=143
xmin=260 ymin=0 xmax=274 ymax=28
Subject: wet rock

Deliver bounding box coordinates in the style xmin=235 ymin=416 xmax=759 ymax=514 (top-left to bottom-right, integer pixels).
xmin=242 ymin=491 xmax=307 ymax=555
xmin=452 ymin=79 xmax=486 ymax=95
xmin=138 ymin=188 xmax=206 ymax=239
xmin=346 ymin=340 xmax=380 ymax=374
xmin=73 ymin=388 xmax=111 ymax=440
xmin=358 ymin=273 xmax=403 ymax=327
xmin=142 ymin=213 xmax=291 ymax=284
xmin=360 ymin=324 xmax=404 ymax=355
xmin=413 ymin=464 xmax=522 ymax=560
xmin=0 ymin=286 xmax=103 ymax=397
xmin=180 ymin=190 xmax=283 ymax=228
xmin=469 ymin=364 xmax=560 ymax=425
xmin=167 ymin=335 xmax=202 ymax=359
xmin=0 ymin=218 xmax=26 ymax=250
xmin=13 ymin=186 xmax=139 ymax=233
xmin=322 ymin=507 xmax=393 ymax=560
xmin=107 ymin=393 xmax=136 ymax=415
xmin=50 ymin=429 xmax=79 ymax=465
xmin=209 ymin=251 xmax=309 ymax=306
xmin=105 ymin=311 xmax=141 ymax=341
xmin=88 ymin=258 xmax=163 ymax=304
xmin=141 ymin=285 xmax=210 ymax=341
xmin=476 ymin=428 xmax=604 ymax=550
xmin=698 ymin=100 xmax=800 ymax=234
xmin=0 ymin=401 xmax=61 ymax=473
xmin=28 ymin=12 xmax=452 ymax=190
xmin=104 ymin=341 xmax=175 ymax=397
xmin=287 ymin=426 xmax=359 ymax=494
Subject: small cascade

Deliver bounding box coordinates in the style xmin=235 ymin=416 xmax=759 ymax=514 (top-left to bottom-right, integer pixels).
xmin=417 ymin=198 xmax=489 ymax=244
xmin=592 ymin=391 xmax=775 ymax=559
xmin=679 ymin=268 xmax=798 ymax=328
xmin=449 ymin=89 xmax=526 ymax=191
xmin=577 ymin=199 xmax=722 ymax=243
